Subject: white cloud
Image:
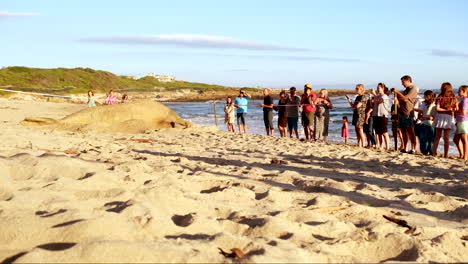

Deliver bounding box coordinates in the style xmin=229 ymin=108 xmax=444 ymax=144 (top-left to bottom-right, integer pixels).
xmin=80 ymin=34 xmax=309 ymax=51
xmin=0 ymin=11 xmax=40 ymax=17
xmin=431 ymin=49 xmax=468 ymax=58
xmin=118 ymin=50 xmax=360 ymax=62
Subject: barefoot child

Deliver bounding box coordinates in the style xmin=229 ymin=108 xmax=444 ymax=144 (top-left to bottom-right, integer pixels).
xmin=432 ymin=82 xmax=457 ymax=158
xmin=121 ymin=94 xmax=129 ymax=103
xmin=342 ymin=116 xmax=349 ymax=144
xmin=105 ymin=90 xmax=118 ymax=105
xmin=224 ymin=97 xmax=236 ymax=132
xmin=454 ymin=85 xmax=468 ymax=160
xmin=416 ymin=90 xmax=436 ymax=155
xmin=87 ymin=90 xmax=96 ymax=107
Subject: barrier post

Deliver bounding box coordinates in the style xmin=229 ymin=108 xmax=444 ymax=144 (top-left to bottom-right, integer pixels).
xmin=213 ymin=101 xmax=218 ymax=127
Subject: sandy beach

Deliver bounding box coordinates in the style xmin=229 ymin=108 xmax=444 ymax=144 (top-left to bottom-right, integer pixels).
xmin=0 ymin=98 xmax=467 ymax=263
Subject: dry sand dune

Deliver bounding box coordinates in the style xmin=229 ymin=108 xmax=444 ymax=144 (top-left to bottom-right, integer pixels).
xmin=0 ymin=98 xmax=467 ymax=263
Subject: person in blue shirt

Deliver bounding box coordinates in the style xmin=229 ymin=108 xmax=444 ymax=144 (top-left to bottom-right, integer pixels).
xmin=234 ymin=90 xmax=251 ymax=133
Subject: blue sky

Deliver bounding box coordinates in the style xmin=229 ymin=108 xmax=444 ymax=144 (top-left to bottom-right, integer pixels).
xmin=1 ymin=0 xmax=468 ymax=89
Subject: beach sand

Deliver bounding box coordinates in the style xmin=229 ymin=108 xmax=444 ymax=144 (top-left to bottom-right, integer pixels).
xmin=0 ymin=98 xmax=467 ymax=263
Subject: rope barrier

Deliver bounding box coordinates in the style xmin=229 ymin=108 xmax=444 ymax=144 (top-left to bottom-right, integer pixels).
xmin=0 ymin=88 xmax=87 ymax=100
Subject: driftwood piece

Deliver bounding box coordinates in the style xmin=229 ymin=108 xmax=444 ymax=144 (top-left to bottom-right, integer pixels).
xmin=218 ymin=248 xmax=245 ymax=259
xmin=383 ymin=215 xmax=417 ymax=235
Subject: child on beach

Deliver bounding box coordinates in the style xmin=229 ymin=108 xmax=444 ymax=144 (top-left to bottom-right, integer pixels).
xmin=224 ymin=97 xmax=236 ymax=132
xmin=105 ymin=90 xmax=118 ymax=105
xmin=432 ymin=82 xmax=458 ymax=158
xmin=454 ymin=85 xmax=468 ymax=160
xmin=416 ymin=90 xmax=436 ymax=155
xmin=342 ymin=116 xmax=349 ymax=144
xmin=87 ymin=90 xmax=96 ymax=107
xmin=121 ymin=94 xmax=129 ymax=103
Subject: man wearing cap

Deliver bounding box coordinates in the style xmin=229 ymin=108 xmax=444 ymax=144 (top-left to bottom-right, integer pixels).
xmin=234 ymin=89 xmax=251 ymax=133
xmin=301 ymin=84 xmax=317 ymax=141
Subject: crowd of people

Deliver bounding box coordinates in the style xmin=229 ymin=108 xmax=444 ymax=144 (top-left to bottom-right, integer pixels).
xmin=86 ymin=89 xmax=129 ymax=107
xmin=224 ymin=75 xmax=468 ymax=160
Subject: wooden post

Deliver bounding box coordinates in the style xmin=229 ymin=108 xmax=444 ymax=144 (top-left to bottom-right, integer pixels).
xmin=213 ymin=101 xmax=218 ymax=127
xmin=393 ymin=91 xmax=398 ymax=115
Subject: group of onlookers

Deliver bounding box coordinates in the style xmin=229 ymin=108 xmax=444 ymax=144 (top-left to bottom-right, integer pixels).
xmin=224 ymin=84 xmax=333 ymax=142
xmin=86 ymin=90 xmax=128 ymax=107
xmin=346 ymin=75 xmax=467 ymax=160
xmin=224 ymin=75 xmax=468 ymax=160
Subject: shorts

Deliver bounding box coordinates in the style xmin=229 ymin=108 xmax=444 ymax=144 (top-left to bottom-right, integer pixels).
xmin=278 ymin=114 xmax=287 ymax=127
xmin=287 ymin=117 xmax=299 ymax=131
xmin=302 ymin=111 xmax=315 ymax=127
xmin=237 ymin=112 xmax=247 ymax=126
xmin=398 ymin=113 xmax=414 ymax=129
xmin=455 ymin=121 xmax=468 ymax=134
xmin=263 ymin=111 xmax=274 ymax=129
xmin=373 ymin=116 xmax=388 ymax=134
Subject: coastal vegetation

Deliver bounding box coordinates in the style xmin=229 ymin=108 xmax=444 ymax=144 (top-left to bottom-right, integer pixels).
xmin=0 ymin=66 xmax=353 ymax=100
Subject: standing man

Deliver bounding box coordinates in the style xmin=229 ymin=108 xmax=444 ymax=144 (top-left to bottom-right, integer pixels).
xmin=391 ymin=75 xmax=418 ymax=154
xmin=301 ymin=84 xmax=317 ymax=141
xmin=234 ymin=90 xmax=251 ymax=133
xmin=260 ymin=88 xmax=275 ymax=136
xmin=286 ymin=87 xmax=301 ymax=139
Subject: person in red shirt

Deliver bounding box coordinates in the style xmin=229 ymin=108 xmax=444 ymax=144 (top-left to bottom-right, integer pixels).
xmin=301 ymin=84 xmax=317 ymax=141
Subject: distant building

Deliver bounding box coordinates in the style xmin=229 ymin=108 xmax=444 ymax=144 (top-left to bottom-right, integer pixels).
xmin=146 ymin=73 xmax=176 ymax=82
xmin=121 ymin=75 xmax=138 ymax=80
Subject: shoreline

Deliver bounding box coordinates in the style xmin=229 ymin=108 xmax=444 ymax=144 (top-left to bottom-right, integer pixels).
xmin=1 ymin=86 xmax=354 ymax=103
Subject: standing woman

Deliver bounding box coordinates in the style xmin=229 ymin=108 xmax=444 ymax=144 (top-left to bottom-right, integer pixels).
xmin=315 ymin=88 xmax=333 ymax=142
xmin=276 ymin=90 xmax=288 ymax=137
xmin=347 ymin=84 xmax=367 ymax=147
xmin=432 ymin=82 xmax=458 ymax=157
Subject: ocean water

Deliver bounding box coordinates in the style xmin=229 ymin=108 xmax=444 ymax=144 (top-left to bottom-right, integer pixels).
xmin=164 ymin=96 xmax=365 ymax=143
xmin=162 ymin=95 xmax=458 ymax=154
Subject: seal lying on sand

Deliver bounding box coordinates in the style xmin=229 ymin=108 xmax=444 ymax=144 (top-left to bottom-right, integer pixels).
xmin=21 ymin=100 xmax=193 ymax=133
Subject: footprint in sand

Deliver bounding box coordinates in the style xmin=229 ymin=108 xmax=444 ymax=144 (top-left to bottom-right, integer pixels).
xmin=2 ymin=251 xmax=29 ymax=263
xmin=35 ymin=209 xmax=67 ymax=218
xmin=278 ymin=232 xmax=294 ymax=240
xmin=104 ymin=200 xmax=134 ymax=213
xmin=254 ymin=190 xmax=269 ymax=200
xmin=2 ymin=242 xmax=80 ymax=262
xmin=165 ymin=233 xmax=218 ymax=241
xmin=77 ymin=172 xmax=95 ymax=180
xmin=200 ymin=186 xmax=228 ymax=194
xmin=312 ymin=234 xmax=334 ymax=241
xmin=171 ymin=213 xmax=195 ymax=227
xmin=236 ymin=217 xmax=267 ymax=228
xmin=36 ymin=242 xmax=77 ymax=251
xmin=51 ymin=219 xmax=86 ymax=228
xmin=304 ymin=221 xmax=326 ymax=226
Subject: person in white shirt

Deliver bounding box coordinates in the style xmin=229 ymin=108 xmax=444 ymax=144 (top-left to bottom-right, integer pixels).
xmin=415 ymin=90 xmax=436 ymax=155
xmin=371 ymin=83 xmax=391 ymax=150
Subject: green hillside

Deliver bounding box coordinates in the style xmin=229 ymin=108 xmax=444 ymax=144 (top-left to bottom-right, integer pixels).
xmin=0 ymin=66 xmax=256 ymax=95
